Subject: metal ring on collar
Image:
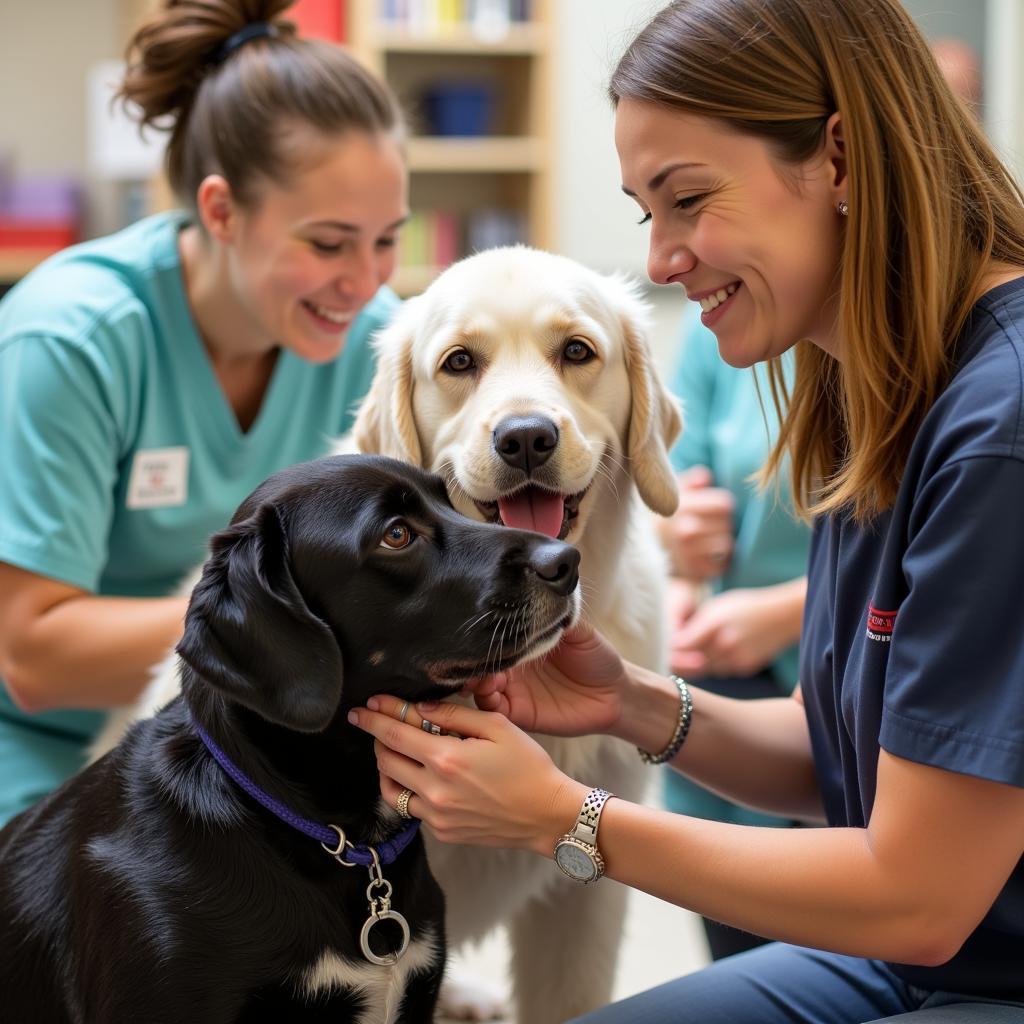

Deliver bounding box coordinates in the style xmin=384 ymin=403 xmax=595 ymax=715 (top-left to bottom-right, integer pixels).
xmin=321 ymin=824 xmax=358 ymax=867
xmin=360 ymin=908 xmax=411 ymax=965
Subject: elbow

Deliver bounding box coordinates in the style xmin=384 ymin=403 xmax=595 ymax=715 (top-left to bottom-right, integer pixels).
xmin=0 ymin=648 xmax=53 ymax=714
xmin=887 ymin=910 xmax=973 ymax=968
xmin=897 ymin=937 xmax=965 ymax=969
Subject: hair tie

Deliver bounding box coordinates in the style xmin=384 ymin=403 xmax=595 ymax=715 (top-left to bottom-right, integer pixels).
xmin=213 ymin=22 xmax=279 ymax=64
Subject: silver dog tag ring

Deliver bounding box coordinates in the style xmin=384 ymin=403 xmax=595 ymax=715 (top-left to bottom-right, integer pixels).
xmin=359 ymin=908 xmax=411 ymax=965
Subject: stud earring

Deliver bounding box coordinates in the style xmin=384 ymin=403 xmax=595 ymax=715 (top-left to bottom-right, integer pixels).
xmin=837 ymin=199 xmax=849 ymax=217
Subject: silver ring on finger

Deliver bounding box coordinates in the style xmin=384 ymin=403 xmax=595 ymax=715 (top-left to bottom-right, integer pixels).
xmin=398 ymin=701 xmax=411 ymax=724
xmin=421 ymin=718 xmax=443 ymax=736
xmin=395 ymin=787 xmax=414 ymax=819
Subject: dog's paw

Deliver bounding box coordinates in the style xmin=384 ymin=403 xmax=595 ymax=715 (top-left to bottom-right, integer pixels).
xmin=438 ymin=968 xmax=509 ymax=1022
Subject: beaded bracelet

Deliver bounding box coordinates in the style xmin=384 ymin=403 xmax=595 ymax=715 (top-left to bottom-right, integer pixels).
xmin=637 ymin=675 xmax=692 ymax=765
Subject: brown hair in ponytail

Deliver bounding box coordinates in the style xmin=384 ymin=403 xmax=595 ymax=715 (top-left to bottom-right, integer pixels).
xmin=119 ymin=0 xmax=404 ymax=210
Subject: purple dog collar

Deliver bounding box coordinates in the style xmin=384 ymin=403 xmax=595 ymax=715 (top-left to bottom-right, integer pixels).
xmin=191 ymin=717 xmax=419 ymax=867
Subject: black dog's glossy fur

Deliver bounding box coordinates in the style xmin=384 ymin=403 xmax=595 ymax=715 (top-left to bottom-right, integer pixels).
xmin=0 ymin=455 xmax=579 ymax=1023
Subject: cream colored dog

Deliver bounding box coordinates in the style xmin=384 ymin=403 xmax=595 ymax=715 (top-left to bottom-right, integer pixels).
xmin=92 ymin=246 xmax=681 ymax=1023
xmin=351 ymin=247 xmax=681 ymax=1023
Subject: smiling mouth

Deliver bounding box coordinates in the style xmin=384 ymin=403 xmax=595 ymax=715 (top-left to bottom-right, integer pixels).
xmin=428 ymin=612 xmax=573 ymax=683
xmin=473 ymin=484 xmax=589 ymax=540
xmin=302 ymin=299 xmax=354 ymax=332
xmin=695 ymin=282 xmax=741 ymax=314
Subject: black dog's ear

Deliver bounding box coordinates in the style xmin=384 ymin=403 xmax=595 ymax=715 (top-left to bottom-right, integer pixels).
xmin=177 ymin=502 xmax=343 ymax=732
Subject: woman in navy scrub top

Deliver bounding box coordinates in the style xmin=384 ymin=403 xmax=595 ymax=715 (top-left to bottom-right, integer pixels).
xmin=351 ymin=2 xmax=1024 ymax=1020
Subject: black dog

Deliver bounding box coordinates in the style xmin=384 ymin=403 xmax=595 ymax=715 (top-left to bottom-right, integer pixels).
xmin=0 ymin=454 xmax=579 ymax=1023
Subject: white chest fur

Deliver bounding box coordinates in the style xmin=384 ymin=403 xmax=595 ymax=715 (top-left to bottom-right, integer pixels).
xmin=299 ymin=931 xmax=441 ymax=1024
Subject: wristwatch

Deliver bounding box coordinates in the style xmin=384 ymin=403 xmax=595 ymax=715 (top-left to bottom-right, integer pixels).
xmin=553 ymin=788 xmax=613 ymax=884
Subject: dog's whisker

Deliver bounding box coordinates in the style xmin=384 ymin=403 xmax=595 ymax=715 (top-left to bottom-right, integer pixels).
xmin=514 ymin=607 xmax=527 ymax=652
xmin=496 ymin=614 xmax=511 ymax=673
xmin=593 ymin=464 xmax=621 ymax=502
xmin=484 ymin=615 xmax=506 ymax=677
xmin=594 ymin=455 xmax=626 ymax=501
xmin=458 ymin=608 xmax=497 ymax=636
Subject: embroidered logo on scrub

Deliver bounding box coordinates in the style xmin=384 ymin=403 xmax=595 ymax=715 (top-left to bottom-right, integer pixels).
xmin=866 ymin=604 xmax=897 ymax=643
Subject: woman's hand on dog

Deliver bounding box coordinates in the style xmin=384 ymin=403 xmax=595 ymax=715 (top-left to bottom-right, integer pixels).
xmin=350 ymin=696 xmax=587 ymax=855
xmin=466 ymin=621 xmax=628 ymax=738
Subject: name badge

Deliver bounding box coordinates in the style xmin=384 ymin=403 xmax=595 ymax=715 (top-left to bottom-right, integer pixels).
xmin=126 ymin=447 xmax=190 ymax=509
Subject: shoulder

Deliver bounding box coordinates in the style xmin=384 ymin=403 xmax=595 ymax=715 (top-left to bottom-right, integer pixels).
xmin=0 ymin=212 xmax=187 ymax=336
xmin=922 ymin=279 xmax=1024 ymax=464
xmin=0 ymin=212 xmax=189 ymax=372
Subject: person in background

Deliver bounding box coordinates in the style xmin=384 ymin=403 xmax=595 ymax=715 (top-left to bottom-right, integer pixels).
xmin=930 ymin=36 xmax=982 ymax=115
xmin=353 ymin=1 xmax=1024 ymax=1020
xmin=659 ymin=310 xmax=809 ymax=961
xmin=0 ymin=0 xmax=408 ymax=827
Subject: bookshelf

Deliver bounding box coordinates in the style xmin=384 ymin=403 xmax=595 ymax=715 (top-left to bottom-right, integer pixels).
xmin=109 ymin=0 xmax=552 ymax=298
xmin=346 ymin=0 xmax=553 ymax=295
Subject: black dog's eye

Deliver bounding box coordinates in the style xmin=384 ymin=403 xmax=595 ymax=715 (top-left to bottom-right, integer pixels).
xmin=380 ymin=522 xmax=416 ymax=550
xmin=442 ymin=349 xmax=475 ymax=373
xmin=563 ymin=337 xmax=596 ymax=364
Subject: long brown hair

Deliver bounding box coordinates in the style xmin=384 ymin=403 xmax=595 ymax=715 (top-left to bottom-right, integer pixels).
xmin=611 ymin=0 xmax=1024 ymax=520
xmin=119 ymin=0 xmax=404 ymax=210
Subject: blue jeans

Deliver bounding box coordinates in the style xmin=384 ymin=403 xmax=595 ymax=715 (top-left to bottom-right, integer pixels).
xmin=569 ymin=943 xmax=1024 ymax=1023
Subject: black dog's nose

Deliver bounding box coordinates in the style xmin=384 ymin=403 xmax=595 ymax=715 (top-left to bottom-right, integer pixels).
xmin=528 ymin=540 xmax=580 ymax=597
xmin=493 ymin=415 xmax=559 ymax=475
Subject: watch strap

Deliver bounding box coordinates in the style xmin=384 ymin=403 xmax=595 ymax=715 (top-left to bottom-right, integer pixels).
xmin=570 ymin=787 xmax=613 ymax=847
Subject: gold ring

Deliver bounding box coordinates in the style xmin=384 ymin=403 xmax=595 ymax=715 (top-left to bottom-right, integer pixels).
xmin=398 ymin=701 xmax=411 ymax=724
xmin=396 ymin=788 xmax=414 ymax=819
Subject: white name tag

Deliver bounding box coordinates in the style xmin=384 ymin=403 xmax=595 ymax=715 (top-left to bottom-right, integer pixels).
xmin=126 ymin=447 xmax=190 ymax=509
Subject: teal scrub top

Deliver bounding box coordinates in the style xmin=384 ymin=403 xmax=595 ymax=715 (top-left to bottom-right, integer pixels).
xmin=668 ymin=312 xmax=809 ymax=688
xmin=0 ymin=211 xmax=398 ymax=825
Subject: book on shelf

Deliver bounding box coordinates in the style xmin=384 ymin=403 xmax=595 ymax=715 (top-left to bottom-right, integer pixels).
xmin=290 ymin=0 xmax=346 ymax=41
xmin=399 ymin=206 xmax=526 ymax=277
xmin=376 ymin=0 xmax=532 ymax=33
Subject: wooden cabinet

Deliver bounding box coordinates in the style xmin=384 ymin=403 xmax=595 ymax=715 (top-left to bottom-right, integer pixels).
xmin=346 ymin=1 xmax=553 ymax=295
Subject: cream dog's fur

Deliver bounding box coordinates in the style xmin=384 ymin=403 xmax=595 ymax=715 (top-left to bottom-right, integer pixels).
xmin=351 ymin=247 xmax=681 ymax=1023
xmin=92 ymin=247 xmax=681 ymax=1024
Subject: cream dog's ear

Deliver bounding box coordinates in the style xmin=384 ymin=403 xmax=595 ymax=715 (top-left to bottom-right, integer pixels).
xmin=351 ymin=303 xmax=423 ymax=466
xmin=609 ymin=276 xmax=683 ymax=516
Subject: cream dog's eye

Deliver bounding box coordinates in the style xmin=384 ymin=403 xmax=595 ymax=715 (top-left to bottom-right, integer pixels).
xmin=380 ymin=522 xmax=415 ymax=549
xmin=442 ymin=349 xmax=475 ymax=373
xmin=563 ymin=338 xmax=596 ymax=364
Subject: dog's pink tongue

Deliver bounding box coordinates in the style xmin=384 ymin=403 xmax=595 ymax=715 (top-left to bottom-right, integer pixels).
xmin=498 ymin=489 xmax=565 ymax=538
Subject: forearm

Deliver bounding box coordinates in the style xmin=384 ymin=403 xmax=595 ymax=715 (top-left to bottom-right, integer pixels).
xmin=3 ymin=593 xmax=188 ymax=711
xmin=614 ymin=664 xmax=824 ymax=822
xmin=538 ymin=797 xmax=954 ymax=966
xmin=532 ymin=750 xmax=1024 ymax=968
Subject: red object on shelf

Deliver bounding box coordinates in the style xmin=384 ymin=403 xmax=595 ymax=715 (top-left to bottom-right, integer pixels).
xmin=288 ymin=0 xmax=345 ymax=42
xmin=0 ymin=219 xmax=78 ymax=250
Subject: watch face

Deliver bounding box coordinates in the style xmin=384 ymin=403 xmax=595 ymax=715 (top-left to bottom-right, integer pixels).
xmin=555 ymin=840 xmax=597 ymax=882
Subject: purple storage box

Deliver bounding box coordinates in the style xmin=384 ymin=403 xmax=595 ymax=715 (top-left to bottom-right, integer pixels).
xmin=0 ymin=177 xmax=81 ymax=221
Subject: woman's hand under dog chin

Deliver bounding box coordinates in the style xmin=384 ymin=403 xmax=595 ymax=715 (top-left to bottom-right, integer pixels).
xmin=466 ymin=621 xmax=629 ymax=739
xmin=350 ymin=695 xmax=588 ymax=855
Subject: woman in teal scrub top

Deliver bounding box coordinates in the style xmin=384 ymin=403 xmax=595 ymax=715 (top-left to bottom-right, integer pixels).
xmin=0 ymin=0 xmax=408 ymax=826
